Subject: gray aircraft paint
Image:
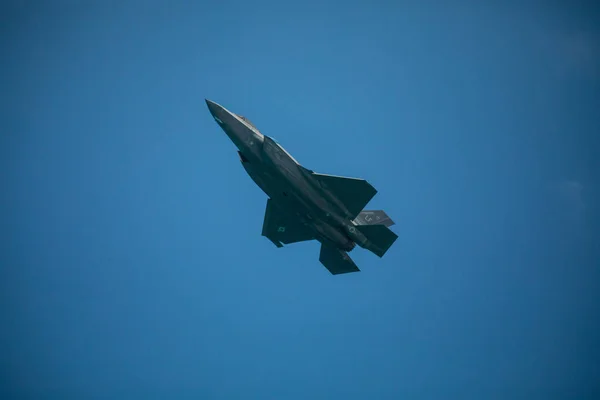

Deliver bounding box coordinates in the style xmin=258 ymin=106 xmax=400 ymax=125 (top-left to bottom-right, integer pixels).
xmin=206 ymin=99 xmax=398 ymax=274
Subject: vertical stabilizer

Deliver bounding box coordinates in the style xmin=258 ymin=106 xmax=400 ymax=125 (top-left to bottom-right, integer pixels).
xmin=353 ymin=210 xmax=395 ymax=227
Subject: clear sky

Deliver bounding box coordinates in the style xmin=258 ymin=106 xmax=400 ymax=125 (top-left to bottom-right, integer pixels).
xmin=2 ymin=2 xmax=599 ymax=399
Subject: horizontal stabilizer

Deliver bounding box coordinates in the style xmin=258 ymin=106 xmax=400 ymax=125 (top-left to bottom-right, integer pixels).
xmin=311 ymin=173 xmax=377 ymax=219
xmin=319 ymin=245 xmax=360 ymax=275
xmin=356 ymin=224 xmax=398 ymax=258
xmin=262 ymin=199 xmax=314 ymax=247
xmin=353 ymin=210 xmax=395 ymax=228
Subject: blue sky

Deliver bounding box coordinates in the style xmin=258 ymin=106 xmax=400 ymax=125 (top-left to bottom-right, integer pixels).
xmin=2 ymin=2 xmax=599 ymax=399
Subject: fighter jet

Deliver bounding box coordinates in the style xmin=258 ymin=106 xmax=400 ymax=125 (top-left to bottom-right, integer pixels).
xmin=206 ymin=99 xmax=398 ymax=275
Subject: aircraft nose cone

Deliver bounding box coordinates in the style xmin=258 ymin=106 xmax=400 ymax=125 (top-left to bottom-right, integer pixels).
xmin=205 ymin=98 xmax=218 ymax=113
xmin=206 ymin=99 xmax=228 ymax=127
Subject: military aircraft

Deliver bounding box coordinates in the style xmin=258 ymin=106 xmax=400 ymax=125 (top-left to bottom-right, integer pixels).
xmin=206 ymin=99 xmax=398 ymax=275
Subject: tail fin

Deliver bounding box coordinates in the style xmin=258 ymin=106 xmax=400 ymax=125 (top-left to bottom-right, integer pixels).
xmin=353 ymin=210 xmax=395 ymax=228
xmin=319 ymin=245 xmax=360 ymax=275
xmin=355 ymin=224 xmax=398 ymax=258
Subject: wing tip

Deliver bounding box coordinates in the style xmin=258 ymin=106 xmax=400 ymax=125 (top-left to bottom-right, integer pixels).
xmin=265 ymin=236 xmax=284 ymax=248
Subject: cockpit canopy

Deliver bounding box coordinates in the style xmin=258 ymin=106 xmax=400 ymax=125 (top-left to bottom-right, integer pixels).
xmin=236 ymin=114 xmax=256 ymax=129
xmin=235 ymin=113 xmax=264 ymax=138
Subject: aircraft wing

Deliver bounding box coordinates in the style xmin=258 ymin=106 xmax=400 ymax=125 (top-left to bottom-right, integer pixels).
xmin=262 ymin=199 xmax=314 ymax=247
xmin=319 ymin=244 xmax=360 ymax=275
xmin=310 ymin=172 xmax=377 ymax=219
